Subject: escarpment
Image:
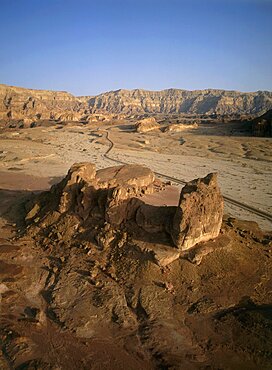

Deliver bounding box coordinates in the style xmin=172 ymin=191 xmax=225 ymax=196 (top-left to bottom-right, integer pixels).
xmin=88 ymin=88 xmax=272 ymax=115
xmin=0 ymin=83 xmax=82 ymax=121
xmin=1 ymin=84 xmax=272 ymax=122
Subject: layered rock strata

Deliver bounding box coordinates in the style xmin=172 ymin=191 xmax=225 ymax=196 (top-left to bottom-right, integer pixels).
xmin=0 ymin=83 xmax=82 ymax=121
xmin=88 ymin=88 xmax=272 ymax=115
xmin=1 ymin=83 xmax=272 ymax=122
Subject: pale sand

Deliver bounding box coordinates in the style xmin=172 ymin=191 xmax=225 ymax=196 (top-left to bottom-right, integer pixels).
xmin=0 ymin=122 xmax=271 ymax=230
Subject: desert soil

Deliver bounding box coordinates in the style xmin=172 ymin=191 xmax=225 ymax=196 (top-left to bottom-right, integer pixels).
xmin=0 ymin=120 xmax=272 ymax=369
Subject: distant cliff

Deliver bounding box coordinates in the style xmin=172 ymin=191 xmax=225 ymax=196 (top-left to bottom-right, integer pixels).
xmin=88 ymin=88 xmax=272 ymax=115
xmin=0 ymin=84 xmax=272 ymax=121
xmin=0 ymin=84 xmax=83 ymax=120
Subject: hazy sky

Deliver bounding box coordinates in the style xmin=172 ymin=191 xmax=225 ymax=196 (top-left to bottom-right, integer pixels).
xmin=0 ymin=0 xmax=271 ymax=95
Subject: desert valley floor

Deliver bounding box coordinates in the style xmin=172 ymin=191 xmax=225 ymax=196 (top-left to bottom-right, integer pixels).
xmin=0 ymin=121 xmax=271 ymax=230
xmin=0 ymin=119 xmax=272 ymax=370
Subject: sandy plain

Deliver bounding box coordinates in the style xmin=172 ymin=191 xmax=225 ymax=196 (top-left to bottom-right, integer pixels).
xmin=0 ymin=120 xmax=271 ymax=230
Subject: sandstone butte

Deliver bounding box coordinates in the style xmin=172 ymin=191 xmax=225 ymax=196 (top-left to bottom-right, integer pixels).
xmin=25 ymin=162 xmax=223 ymax=265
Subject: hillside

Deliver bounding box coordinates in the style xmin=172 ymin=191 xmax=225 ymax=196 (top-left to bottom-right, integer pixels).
xmin=0 ymin=84 xmax=83 ymax=121
xmin=0 ymin=84 xmax=272 ymax=121
xmin=88 ymin=88 xmax=272 ymax=115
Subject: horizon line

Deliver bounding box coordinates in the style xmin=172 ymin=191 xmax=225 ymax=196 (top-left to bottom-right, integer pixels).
xmin=1 ymin=82 xmax=271 ymax=97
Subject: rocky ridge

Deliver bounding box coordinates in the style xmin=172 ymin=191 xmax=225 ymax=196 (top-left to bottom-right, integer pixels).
xmin=88 ymin=88 xmax=272 ymax=115
xmin=0 ymin=84 xmax=82 ymax=121
xmin=1 ymin=84 xmax=272 ymax=123
xmin=0 ymin=84 xmax=123 ymax=124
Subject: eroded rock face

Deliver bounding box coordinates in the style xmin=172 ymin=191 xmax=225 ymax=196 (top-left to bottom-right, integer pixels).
xmin=26 ymin=164 xmax=224 ymax=270
xmin=26 ymin=162 xmax=161 ymax=229
xmin=135 ymin=117 xmax=160 ymax=133
xmin=89 ymin=88 xmax=272 ymax=115
xmin=0 ymin=83 xmax=84 ymax=122
xmin=58 ymin=162 xmax=97 ymax=214
xmin=1 ymin=84 xmax=272 ymax=123
xmin=171 ymin=173 xmax=224 ymax=251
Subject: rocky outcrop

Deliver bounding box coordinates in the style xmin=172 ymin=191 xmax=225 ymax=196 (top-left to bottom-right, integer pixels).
xmin=252 ymin=109 xmax=272 ymax=137
xmin=56 ymin=111 xmax=83 ymax=122
xmin=164 ymin=122 xmax=198 ymax=132
xmin=26 ymin=163 xmax=223 ymax=261
xmin=2 ymin=175 xmax=272 ymax=370
xmin=88 ymin=88 xmax=272 ymax=115
xmin=25 ymin=163 xmax=163 ymax=230
xmin=135 ymin=117 xmax=160 ymax=133
xmin=171 ymin=173 xmax=224 ymax=251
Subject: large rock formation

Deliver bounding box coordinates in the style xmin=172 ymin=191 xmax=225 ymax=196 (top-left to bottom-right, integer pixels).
xmin=26 ymin=163 xmax=223 ymax=258
xmin=88 ymin=88 xmax=272 ymax=115
xmin=2 ymin=163 xmax=271 ymax=370
xmin=135 ymin=117 xmax=160 ymax=133
xmin=0 ymin=84 xmax=83 ymax=121
xmin=25 ymin=162 xmax=163 ymax=232
xmin=1 ymin=84 xmax=272 ymax=122
xmin=171 ymin=173 xmax=224 ymax=251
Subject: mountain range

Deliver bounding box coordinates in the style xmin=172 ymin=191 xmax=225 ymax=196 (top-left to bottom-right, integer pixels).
xmin=0 ymin=83 xmax=272 ymax=120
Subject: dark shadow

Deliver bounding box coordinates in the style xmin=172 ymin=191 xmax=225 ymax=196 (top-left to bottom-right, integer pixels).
xmin=48 ymin=176 xmax=65 ymax=186
xmin=213 ymin=296 xmax=272 ymax=321
xmin=187 ymin=121 xmax=252 ymax=137
xmin=115 ymin=124 xmax=135 ymax=132
xmin=108 ymin=197 xmax=177 ymax=247
xmin=0 ymin=188 xmax=38 ymax=227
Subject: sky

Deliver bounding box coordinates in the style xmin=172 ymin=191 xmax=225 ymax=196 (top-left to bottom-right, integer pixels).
xmin=0 ymin=0 xmax=271 ymax=96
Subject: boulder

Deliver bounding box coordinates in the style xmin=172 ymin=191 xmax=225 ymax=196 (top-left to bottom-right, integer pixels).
xmin=164 ymin=123 xmax=198 ymax=132
xmin=135 ymin=117 xmax=160 ymax=133
xmin=171 ymin=173 xmax=224 ymax=250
